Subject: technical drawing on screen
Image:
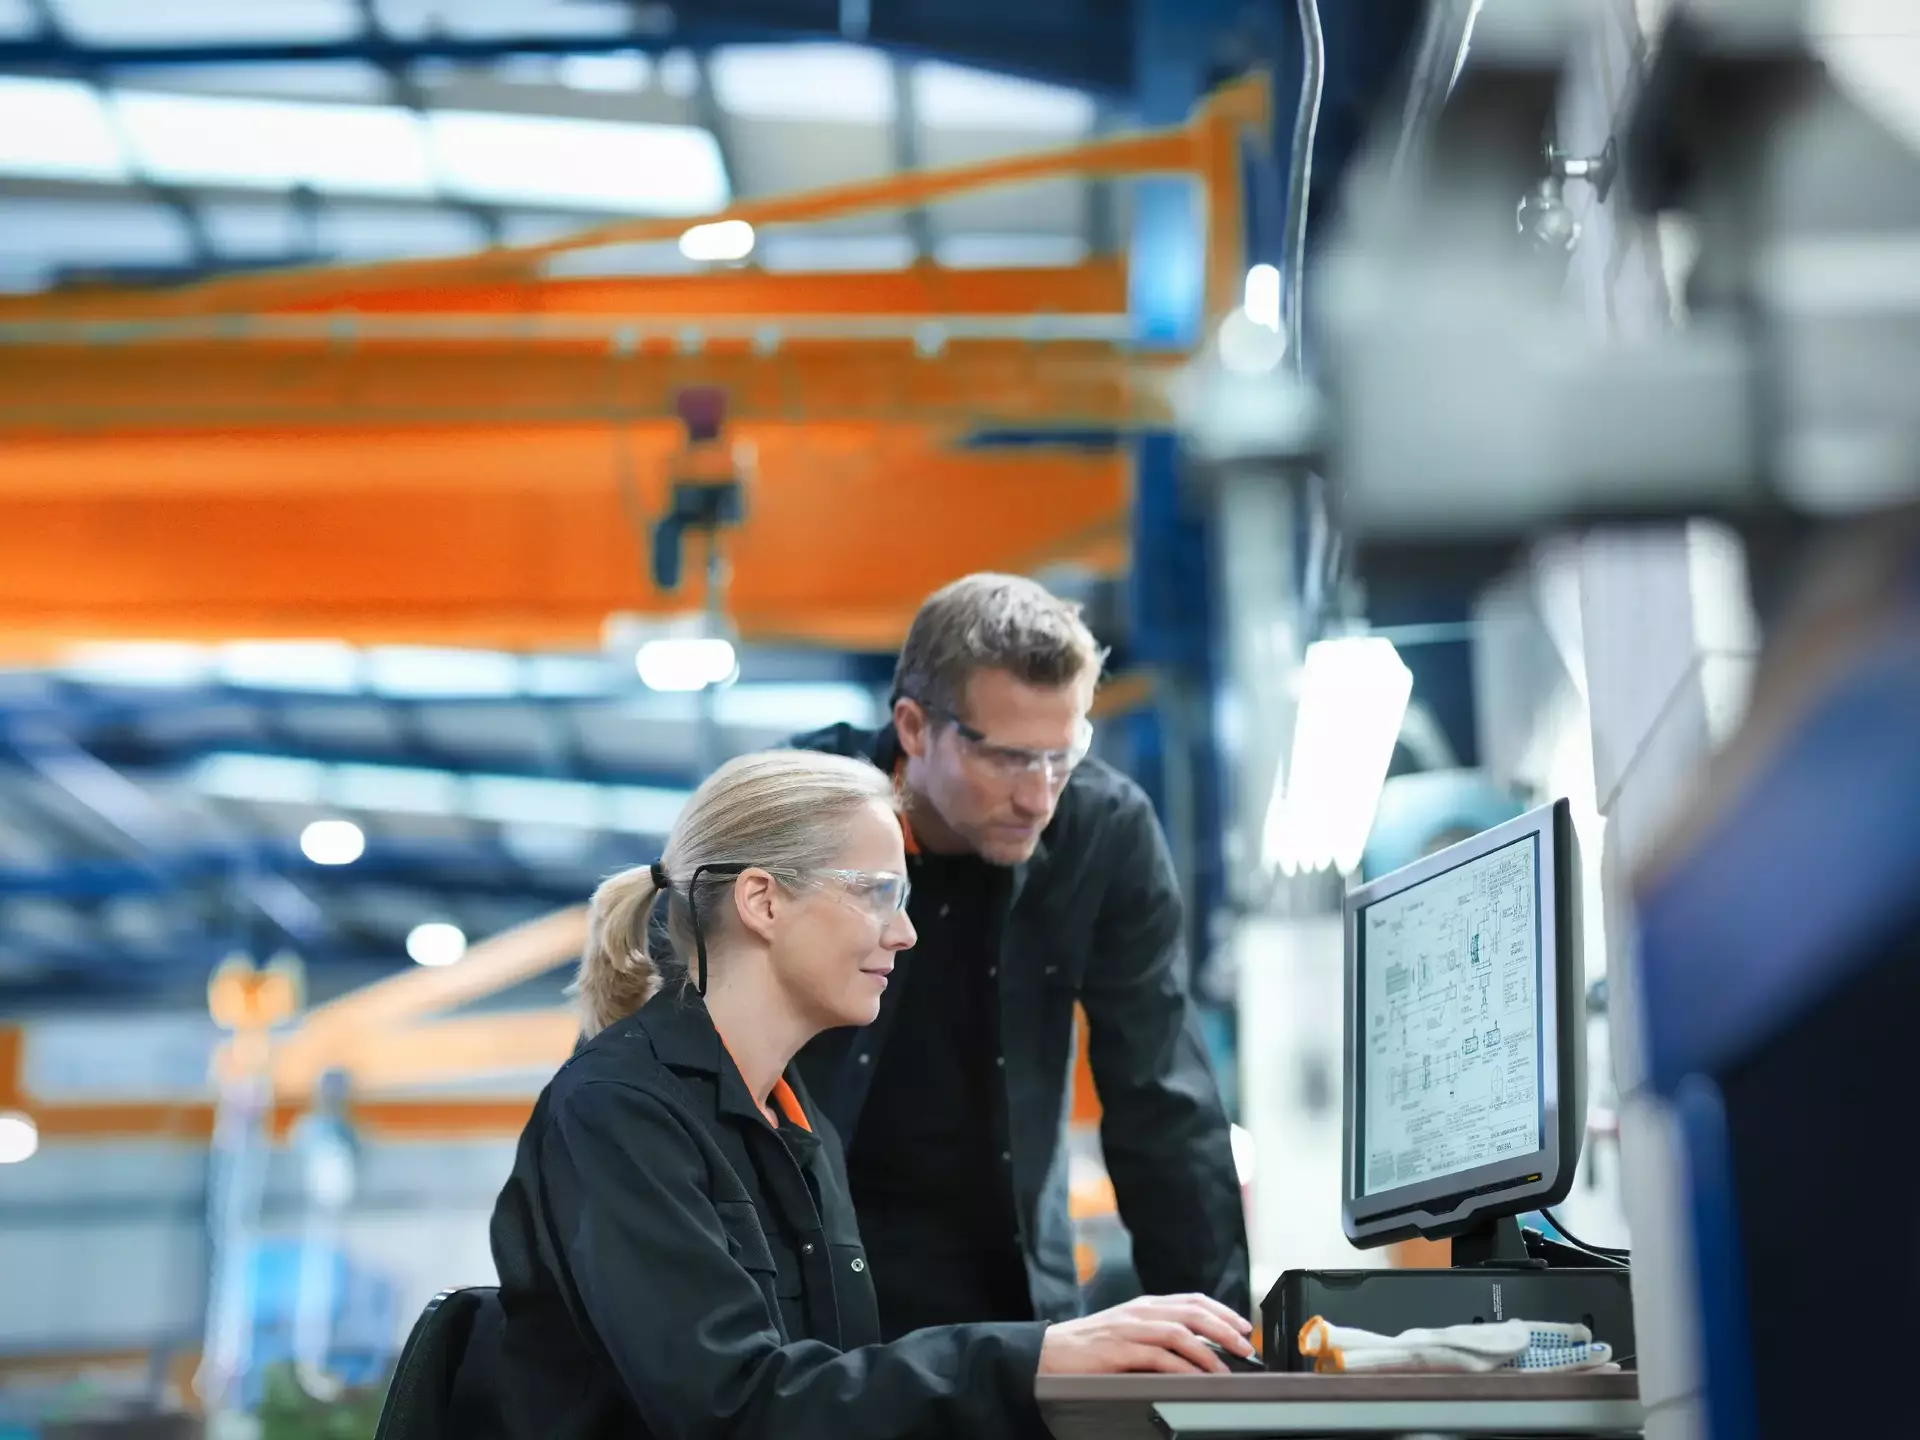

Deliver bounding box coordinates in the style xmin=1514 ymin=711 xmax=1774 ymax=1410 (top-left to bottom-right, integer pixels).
xmin=1341 ymin=798 xmax=1583 ymax=1251
xmin=1360 ymin=833 xmax=1542 ymax=1196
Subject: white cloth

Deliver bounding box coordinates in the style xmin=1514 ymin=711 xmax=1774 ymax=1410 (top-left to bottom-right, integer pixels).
xmin=1296 ymin=1316 xmax=1615 ymax=1374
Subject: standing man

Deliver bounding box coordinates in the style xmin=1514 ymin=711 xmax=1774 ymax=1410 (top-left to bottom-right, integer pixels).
xmin=794 ymin=573 xmax=1249 ymax=1339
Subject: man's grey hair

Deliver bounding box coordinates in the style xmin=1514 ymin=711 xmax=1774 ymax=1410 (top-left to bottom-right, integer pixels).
xmin=891 ymin=573 xmax=1108 ymax=717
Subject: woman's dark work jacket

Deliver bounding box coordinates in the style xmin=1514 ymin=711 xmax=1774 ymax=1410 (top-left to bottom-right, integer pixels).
xmin=480 ymin=986 xmax=1052 ymax=1440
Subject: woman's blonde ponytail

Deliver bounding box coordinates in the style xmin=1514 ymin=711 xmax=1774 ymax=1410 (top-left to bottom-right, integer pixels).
xmin=572 ymin=866 xmax=665 ymax=1035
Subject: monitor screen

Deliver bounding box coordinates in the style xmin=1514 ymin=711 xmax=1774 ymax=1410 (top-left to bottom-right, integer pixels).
xmin=1357 ymin=832 xmax=1545 ymax=1198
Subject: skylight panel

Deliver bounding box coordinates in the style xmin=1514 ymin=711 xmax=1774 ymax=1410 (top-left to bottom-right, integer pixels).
xmin=426 ymin=108 xmax=728 ymax=213
xmin=52 ymin=0 xmax=361 ymax=45
xmin=913 ymin=61 xmax=1097 ymax=132
xmin=0 ymin=77 xmax=128 ymax=183
xmin=112 ymin=90 xmax=435 ymax=196
xmin=709 ymin=43 xmax=895 ymax=124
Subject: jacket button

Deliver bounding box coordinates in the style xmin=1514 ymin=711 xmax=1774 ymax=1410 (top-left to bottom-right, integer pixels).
xmin=995 ymin=1055 xmax=1006 ymax=1068
xmin=1043 ymin=964 xmax=1057 ymax=976
xmin=987 ymin=965 xmax=998 ymax=979
xmin=851 ymin=1257 xmax=866 ymax=1273
xmin=1000 ymin=1150 xmax=1012 ymax=1163
xmin=856 ymin=1053 xmax=871 ymax=1065
xmin=802 ymin=1242 xmax=816 ymax=1255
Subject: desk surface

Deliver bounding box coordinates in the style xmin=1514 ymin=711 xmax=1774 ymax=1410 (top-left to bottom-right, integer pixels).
xmin=1037 ymin=1371 xmax=1642 ymax=1440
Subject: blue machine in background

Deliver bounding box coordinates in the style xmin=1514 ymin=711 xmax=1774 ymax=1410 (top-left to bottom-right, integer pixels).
xmin=1636 ymin=521 xmax=1920 ymax=1439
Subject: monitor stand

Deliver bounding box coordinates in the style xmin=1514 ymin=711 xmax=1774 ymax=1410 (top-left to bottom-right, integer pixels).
xmin=1450 ymin=1214 xmax=1544 ymax=1269
xmin=1452 ymin=1213 xmax=1626 ymax=1271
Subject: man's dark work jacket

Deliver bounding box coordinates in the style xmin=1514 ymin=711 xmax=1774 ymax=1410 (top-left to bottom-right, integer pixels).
xmin=482 ymin=988 xmax=1051 ymax=1440
xmin=792 ymin=722 xmax=1251 ymax=1325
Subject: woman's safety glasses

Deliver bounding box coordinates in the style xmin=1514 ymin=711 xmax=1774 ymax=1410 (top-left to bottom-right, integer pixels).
xmin=670 ymin=863 xmax=912 ymax=993
xmin=809 ymin=868 xmax=912 ymax=919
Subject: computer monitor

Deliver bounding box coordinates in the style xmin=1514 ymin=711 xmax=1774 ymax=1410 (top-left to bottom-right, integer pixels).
xmin=1341 ymin=798 xmax=1584 ymax=1260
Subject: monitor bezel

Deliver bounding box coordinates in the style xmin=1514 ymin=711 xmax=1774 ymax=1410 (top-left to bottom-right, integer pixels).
xmin=1341 ymin=797 xmax=1583 ymax=1248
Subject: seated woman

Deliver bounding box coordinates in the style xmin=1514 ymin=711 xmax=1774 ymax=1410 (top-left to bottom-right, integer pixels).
xmin=484 ymin=749 xmax=1253 ymax=1440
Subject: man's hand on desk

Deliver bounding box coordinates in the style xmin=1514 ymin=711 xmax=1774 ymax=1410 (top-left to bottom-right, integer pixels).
xmin=1038 ymin=1294 xmax=1256 ymax=1375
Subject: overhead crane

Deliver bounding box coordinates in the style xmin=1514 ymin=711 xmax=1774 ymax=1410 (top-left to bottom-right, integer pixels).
xmin=0 ymin=77 xmax=1267 ymax=654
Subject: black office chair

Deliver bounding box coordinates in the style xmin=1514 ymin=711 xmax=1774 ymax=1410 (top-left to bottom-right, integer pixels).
xmin=373 ymin=1286 xmax=496 ymax=1440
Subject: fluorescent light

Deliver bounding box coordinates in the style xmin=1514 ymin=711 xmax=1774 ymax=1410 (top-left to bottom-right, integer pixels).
xmin=0 ymin=78 xmax=127 ymax=183
xmin=406 ymin=921 xmax=467 ymax=968
xmin=300 ymin=818 xmax=366 ymax=866
xmin=1244 ymin=263 xmax=1282 ymax=331
xmin=426 ymin=108 xmax=728 ymax=214
xmin=1262 ymin=636 xmax=1413 ymax=877
xmin=636 ymin=637 xmax=737 ymax=692
xmin=679 ymin=220 xmax=755 ymax=263
xmin=0 ymin=1111 xmax=39 ymax=1165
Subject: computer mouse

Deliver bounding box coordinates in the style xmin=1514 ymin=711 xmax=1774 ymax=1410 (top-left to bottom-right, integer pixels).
xmin=1204 ymin=1341 xmax=1266 ymax=1374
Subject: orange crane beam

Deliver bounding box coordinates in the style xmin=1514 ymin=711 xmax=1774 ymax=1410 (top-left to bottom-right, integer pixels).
xmin=0 ymin=75 xmax=1267 ymax=651
xmin=0 ymin=338 xmax=1178 ymax=437
xmin=0 ymin=422 xmax=1129 ymax=655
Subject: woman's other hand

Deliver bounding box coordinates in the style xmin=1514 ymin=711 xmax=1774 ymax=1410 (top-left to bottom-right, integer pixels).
xmin=1037 ymin=1295 xmax=1256 ymax=1375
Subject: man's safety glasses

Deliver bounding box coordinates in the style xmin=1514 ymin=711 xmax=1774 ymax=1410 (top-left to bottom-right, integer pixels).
xmin=917 ymin=700 xmax=1093 ymax=786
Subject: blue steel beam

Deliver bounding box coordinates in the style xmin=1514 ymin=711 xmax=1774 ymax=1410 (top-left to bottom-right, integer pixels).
xmin=4 ymin=720 xmax=329 ymax=944
xmin=1129 ymin=0 xmax=1246 ymax=980
xmin=0 ymin=839 xmax=651 ymax=902
xmin=64 ymin=740 xmax=703 ymax=795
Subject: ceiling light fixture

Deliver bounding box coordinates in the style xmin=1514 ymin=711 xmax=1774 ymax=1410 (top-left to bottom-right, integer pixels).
xmin=0 ymin=1112 xmax=39 ymax=1165
xmin=299 ymin=818 xmax=366 ymax=866
xmin=636 ymin=637 xmax=738 ymax=693
xmin=1262 ymin=636 xmax=1414 ymax=877
xmin=679 ymin=219 xmax=755 ymax=263
xmin=406 ymin=922 xmax=468 ymax=968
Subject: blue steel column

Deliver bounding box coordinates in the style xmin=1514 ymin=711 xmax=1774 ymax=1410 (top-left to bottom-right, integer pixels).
xmin=1128 ymin=0 xmax=1242 ymax=1008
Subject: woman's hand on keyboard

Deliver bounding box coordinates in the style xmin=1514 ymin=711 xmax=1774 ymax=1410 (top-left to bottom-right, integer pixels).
xmin=1038 ymin=1294 xmax=1256 ymax=1375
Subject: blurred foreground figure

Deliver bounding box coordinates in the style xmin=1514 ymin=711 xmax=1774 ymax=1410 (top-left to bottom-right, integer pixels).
xmin=1634 ymin=504 xmax=1920 ymax=1438
xmin=796 ymin=573 xmax=1250 ymax=1338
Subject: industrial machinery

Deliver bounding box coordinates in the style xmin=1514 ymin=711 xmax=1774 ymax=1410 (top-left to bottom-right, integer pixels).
xmin=1196 ymin=0 xmax=1918 ymax=1433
